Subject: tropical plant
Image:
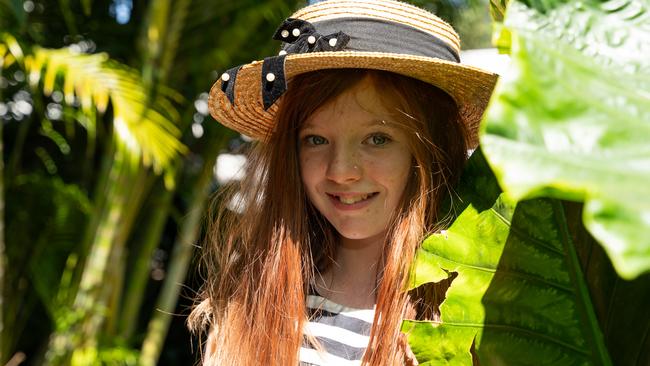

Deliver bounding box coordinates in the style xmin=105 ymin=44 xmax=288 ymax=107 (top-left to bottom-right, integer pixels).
xmin=2 ymin=26 xmax=187 ymax=366
xmin=7 ymin=0 xmax=637 ymax=365
xmin=1 ymin=0 xmax=303 ymax=364
xmin=404 ymin=0 xmax=650 ymax=364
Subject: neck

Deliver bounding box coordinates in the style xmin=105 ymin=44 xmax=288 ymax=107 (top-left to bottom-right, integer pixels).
xmin=337 ymin=235 xmax=384 ymax=275
xmin=316 ymin=233 xmax=386 ymax=309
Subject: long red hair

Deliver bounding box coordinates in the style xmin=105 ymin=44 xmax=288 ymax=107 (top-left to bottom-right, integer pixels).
xmin=189 ymin=69 xmax=469 ymax=365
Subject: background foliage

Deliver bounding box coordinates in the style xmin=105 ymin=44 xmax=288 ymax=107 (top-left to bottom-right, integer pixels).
xmin=484 ymin=0 xmax=650 ymax=280
xmin=1 ymin=0 xmax=492 ymax=365
xmin=406 ymin=0 xmax=650 ymax=364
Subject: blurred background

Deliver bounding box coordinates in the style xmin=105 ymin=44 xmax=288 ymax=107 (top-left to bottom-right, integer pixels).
xmin=0 ymin=0 xmax=496 ymax=364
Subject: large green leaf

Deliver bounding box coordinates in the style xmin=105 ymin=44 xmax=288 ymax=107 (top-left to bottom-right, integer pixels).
xmin=480 ymin=0 xmax=650 ymax=279
xmin=23 ymin=47 xmax=187 ymax=178
xmin=403 ymin=151 xmax=611 ymax=365
xmin=571 ymin=230 xmax=650 ymax=366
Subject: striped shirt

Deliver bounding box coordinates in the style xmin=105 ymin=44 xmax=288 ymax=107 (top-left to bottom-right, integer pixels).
xmin=299 ymin=294 xmax=375 ymax=366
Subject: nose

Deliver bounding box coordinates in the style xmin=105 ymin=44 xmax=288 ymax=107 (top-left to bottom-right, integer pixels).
xmin=325 ymin=144 xmax=361 ymax=184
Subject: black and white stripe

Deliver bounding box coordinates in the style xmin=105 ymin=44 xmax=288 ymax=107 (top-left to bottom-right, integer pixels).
xmin=299 ymin=294 xmax=375 ymax=366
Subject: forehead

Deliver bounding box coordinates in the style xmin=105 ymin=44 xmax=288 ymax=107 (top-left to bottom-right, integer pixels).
xmin=301 ymin=76 xmax=402 ymax=130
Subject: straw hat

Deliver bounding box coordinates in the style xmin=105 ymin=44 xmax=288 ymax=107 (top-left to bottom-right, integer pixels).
xmin=208 ymin=0 xmax=497 ymax=147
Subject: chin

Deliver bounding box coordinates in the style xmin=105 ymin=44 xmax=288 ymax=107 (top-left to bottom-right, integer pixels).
xmin=339 ymin=232 xmax=373 ymax=240
xmin=334 ymin=224 xmax=386 ymax=242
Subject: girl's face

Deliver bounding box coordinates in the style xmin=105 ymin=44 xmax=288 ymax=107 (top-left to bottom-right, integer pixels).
xmin=298 ymin=77 xmax=412 ymax=244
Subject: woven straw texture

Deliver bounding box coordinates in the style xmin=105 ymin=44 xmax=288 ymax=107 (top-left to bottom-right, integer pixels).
xmin=208 ymin=0 xmax=497 ymax=147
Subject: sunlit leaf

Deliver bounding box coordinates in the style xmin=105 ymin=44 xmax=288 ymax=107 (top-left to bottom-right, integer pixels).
xmin=0 ymin=42 xmax=7 ymax=67
xmin=481 ymin=0 xmax=650 ymax=279
xmin=25 ymin=47 xmax=188 ymax=176
xmin=405 ymin=151 xmax=611 ymax=365
xmin=94 ymin=87 xmax=109 ymax=114
xmin=0 ymin=32 xmax=23 ymax=64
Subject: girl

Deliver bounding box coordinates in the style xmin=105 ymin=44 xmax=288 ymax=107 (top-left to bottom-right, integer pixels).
xmin=190 ymin=0 xmax=496 ymax=365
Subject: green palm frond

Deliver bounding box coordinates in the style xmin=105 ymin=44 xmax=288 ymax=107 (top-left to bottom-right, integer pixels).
xmin=0 ymin=32 xmax=24 ymax=68
xmin=22 ymin=47 xmax=187 ymax=176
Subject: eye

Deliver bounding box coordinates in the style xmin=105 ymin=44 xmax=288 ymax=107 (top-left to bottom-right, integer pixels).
xmin=304 ymin=135 xmax=328 ymax=146
xmin=365 ymin=133 xmax=391 ymax=146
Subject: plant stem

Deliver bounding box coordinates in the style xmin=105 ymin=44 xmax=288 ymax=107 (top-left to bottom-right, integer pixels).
xmin=44 ymin=147 xmax=134 ymax=364
xmin=6 ymin=115 xmax=31 ymax=179
xmin=0 ymin=95 xmax=6 ymax=364
xmin=554 ymin=200 xmax=613 ymax=366
xmin=104 ymin=168 xmax=154 ymax=337
xmin=138 ymin=131 xmax=227 ymax=366
xmin=118 ymin=185 xmax=174 ymax=340
xmin=139 ymin=0 xmax=171 ymax=88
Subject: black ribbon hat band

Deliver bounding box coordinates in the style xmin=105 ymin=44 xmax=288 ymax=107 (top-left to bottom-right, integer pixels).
xmin=289 ymin=17 xmax=460 ymax=62
xmin=261 ymin=54 xmax=288 ymax=110
xmin=221 ymin=16 xmax=461 ymax=110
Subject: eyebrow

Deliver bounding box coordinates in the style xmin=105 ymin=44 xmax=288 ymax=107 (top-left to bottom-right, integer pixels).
xmin=301 ymin=118 xmax=399 ymax=130
xmin=367 ymin=119 xmax=398 ymax=127
xmin=356 ymin=118 xmax=402 ymax=130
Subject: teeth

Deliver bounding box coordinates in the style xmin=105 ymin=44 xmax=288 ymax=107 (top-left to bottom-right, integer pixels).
xmin=338 ymin=193 xmax=371 ymax=204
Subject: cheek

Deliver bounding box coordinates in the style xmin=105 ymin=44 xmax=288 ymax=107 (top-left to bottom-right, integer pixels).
xmin=299 ymin=153 xmax=320 ymax=195
xmin=370 ymin=152 xmax=412 ymax=194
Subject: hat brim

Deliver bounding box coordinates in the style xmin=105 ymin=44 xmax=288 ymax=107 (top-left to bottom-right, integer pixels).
xmin=208 ymin=51 xmax=497 ymax=147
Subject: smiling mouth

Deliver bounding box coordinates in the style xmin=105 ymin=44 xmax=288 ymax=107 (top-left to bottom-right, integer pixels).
xmin=329 ymin=192 xmax=379 ymax=205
